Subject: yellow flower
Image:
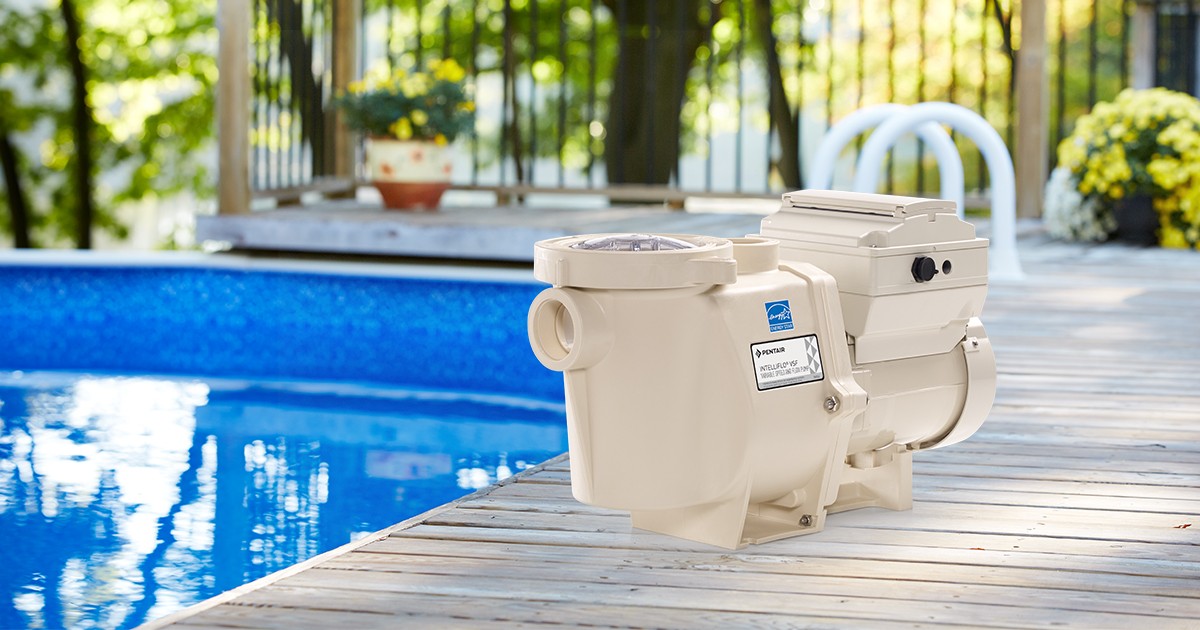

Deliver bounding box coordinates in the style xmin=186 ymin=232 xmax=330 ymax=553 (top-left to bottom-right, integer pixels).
xmin=431 ymin=59 xmax=466 ymax=83
xmin=1161 ymin=225 xmax=1188 ymax=248
xmin=1057 ymin=140 xmax=1085 ymax=171
xmin=362 ymin=64 xmax=390 ymax=89
xmin=1148 ymin=157 xmax=1185 ymax=190
xmin=389 ymin=117 xmax=413 ymax=140
xmin=338 ymin=59 xmax=472 ymax=156
xmin=401 ymin=73 xmax=432 ymax=98
xmin=1183 ymin=196 xmax=1200 ymax=222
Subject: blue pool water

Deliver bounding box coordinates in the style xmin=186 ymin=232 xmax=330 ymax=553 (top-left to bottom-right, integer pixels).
xmin=0 ymin=261 xmax=565 ymax=629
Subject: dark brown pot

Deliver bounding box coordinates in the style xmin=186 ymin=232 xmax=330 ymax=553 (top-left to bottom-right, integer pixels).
xmin=1112 ymin=193 xmax=1159 ymax=246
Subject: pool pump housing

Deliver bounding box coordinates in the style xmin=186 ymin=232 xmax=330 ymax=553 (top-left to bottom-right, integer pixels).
xmin=527 ymin=190 xmax=996 ymax=549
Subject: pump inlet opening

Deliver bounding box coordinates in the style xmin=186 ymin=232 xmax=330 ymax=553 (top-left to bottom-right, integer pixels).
xmin=532 ymin=299 xmax=574 ymax=361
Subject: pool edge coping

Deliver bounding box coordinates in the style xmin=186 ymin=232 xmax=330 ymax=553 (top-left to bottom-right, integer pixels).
xmin=134 ymin=451 xmax=571 ymax=630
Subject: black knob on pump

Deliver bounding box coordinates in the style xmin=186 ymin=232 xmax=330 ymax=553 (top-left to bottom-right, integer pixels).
xmin=912 ymin=256 xmax=938 ymax=283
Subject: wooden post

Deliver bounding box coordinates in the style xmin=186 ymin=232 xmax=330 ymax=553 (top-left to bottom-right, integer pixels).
xmin=331 ymin=0 xmax=360 ymax=184
xmin=1130 ymin=1 xmax=1157 ymax=89
xmin=217 ymin=0 xmax=251 ymax=215
xmin=1015 ymin=0 xmax=1049 ymax=218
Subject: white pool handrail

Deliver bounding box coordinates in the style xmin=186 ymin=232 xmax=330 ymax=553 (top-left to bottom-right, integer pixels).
xmin=808 ymin=104 xmax=966 ymax=219
xmin=852 ymin=102 xmax=1024 ymax=281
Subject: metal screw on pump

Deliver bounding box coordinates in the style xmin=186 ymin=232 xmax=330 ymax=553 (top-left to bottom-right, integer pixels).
xmin=824 ymin=396 xmax=840 ymax=413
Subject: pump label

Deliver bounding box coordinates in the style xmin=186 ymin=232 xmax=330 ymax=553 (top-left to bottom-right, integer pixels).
xmin=764 ymin=300 xmax=794 ymax=333
xmin=751 ymin=335 xmax=824 ymax=391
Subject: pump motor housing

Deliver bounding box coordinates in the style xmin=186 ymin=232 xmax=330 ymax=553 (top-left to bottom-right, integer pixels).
xmin=527 ymin=190 xmax=996 ymax=549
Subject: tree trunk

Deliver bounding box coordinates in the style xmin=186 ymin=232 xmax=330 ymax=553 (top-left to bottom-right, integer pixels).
xmin=503 ymin=3 xmax=525 ymax=185
xmin=0 ymin=132 xmax=33 ymax=248
xmin=603 ymin=0 xmax=708 ymax=185
xmin=61 ymin=0 xmax=94 ymax=249
xmin=752 ymin=0 xmax=801 ymax=189
xmin=272 ymin=0 xmax=328 ymax=174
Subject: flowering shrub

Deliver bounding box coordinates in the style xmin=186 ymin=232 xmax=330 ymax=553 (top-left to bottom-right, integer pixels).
xmin=1053 ymin=88 xmax=1200 ymax=249
xmin=1044 ymin=167 xmax=1112 ymax=241
xmin=334 ymin=59 xmax=474 ymax=145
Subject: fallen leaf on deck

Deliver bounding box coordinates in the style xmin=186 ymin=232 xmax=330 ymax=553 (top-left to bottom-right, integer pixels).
xmin=1174 ymin=524 xmax=1192 ymax=529
xmin=969 ymin=547 xmax=985 ymax=550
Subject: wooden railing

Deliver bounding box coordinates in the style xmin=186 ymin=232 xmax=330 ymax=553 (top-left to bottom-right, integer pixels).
xmin=218 ymin=0 xmax=359 ymax=215
xmin=217 ymin=0 xmax=1170 ymax=216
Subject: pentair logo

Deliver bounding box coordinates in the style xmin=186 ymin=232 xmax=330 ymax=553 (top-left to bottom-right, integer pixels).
xmin=764 ymin=300 xmax=794 ymax=333
xmin=754 ymin=346 xmax=787 ymax=359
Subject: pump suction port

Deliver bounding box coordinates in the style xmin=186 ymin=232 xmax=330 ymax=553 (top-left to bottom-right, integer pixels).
xmin=528 ymin=287 xmax=613 ymax=372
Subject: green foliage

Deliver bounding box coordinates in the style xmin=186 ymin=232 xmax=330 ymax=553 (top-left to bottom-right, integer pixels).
xmin=0 ymin=0 xmax=217 ymax=247
xmin=371 ymin=0 xmax=1128 ymax=192
xmin=334 ymin=60 xmax=474 ymax=143
xmin=366 ymin=0 xmax=623 ymax=170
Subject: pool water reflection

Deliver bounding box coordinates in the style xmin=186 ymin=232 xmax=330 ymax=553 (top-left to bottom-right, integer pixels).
xmin=0 ymin=372 xmax=567 ymax=629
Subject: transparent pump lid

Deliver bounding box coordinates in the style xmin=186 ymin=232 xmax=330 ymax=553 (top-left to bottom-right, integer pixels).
xmin=570 ymin=233 xmax=697 ymax=252
xmin=535 ymin=232 xmax=736 ymax=288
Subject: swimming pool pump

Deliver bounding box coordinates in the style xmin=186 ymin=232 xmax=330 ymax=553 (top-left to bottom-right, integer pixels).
xmin=527 ymin=190 xmax=996 ymax=549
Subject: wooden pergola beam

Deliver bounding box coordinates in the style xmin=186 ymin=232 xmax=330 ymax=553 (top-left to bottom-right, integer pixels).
xmin=331 ymin=0 xmax=359 ymax=183
xmin=1015 ymin=0 xmax=1048 ymax=218
xmin=216 ymin=0 xmax=251 ymax=215
xmin=1130 ymin=1 xmax=1157 ymax=89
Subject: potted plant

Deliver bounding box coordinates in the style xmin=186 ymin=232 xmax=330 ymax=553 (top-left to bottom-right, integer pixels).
xmin=1047 ymin=88 xmax=1200 ymax=249
xmin=335 ymin=59 xmax=474 ymax=210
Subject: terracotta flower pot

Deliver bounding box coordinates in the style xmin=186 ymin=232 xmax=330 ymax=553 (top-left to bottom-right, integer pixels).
xmin=365 ymin=138 xmax=453 ymax=210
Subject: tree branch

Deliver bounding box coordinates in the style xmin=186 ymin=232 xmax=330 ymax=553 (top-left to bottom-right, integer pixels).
xmin=753 ymin=0 xmax=801 ymax=188
xmin=0 ymin=131 xmax=34 ymax=248
xmin=988 ymin=0 xmax=1018 ymax=99
xmin=989 ymin=0 xmax=1016 ymax=61
xmin=61 ymin=0 xmax=94 ymax=249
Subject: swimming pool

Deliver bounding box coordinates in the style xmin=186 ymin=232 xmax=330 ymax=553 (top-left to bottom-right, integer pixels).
xmin=0 ymin=254 xmax=566 ymax=629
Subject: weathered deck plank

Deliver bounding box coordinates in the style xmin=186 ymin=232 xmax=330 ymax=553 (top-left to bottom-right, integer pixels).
xmin=194 ymin=201 xmax=767 ymax=262
xmin=145 ymin=234 xmax=1200 ymax=629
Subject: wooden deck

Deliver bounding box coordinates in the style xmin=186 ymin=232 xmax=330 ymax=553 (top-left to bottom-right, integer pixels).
xmin=194 ymin=200 xmax=766 ymax=262
xmin=148 ymin=235 xmax=1200 ymax=629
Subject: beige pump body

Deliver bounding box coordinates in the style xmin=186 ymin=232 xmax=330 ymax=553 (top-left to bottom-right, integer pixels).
xmin=527 ymin=190 xmax=996 ymax=549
